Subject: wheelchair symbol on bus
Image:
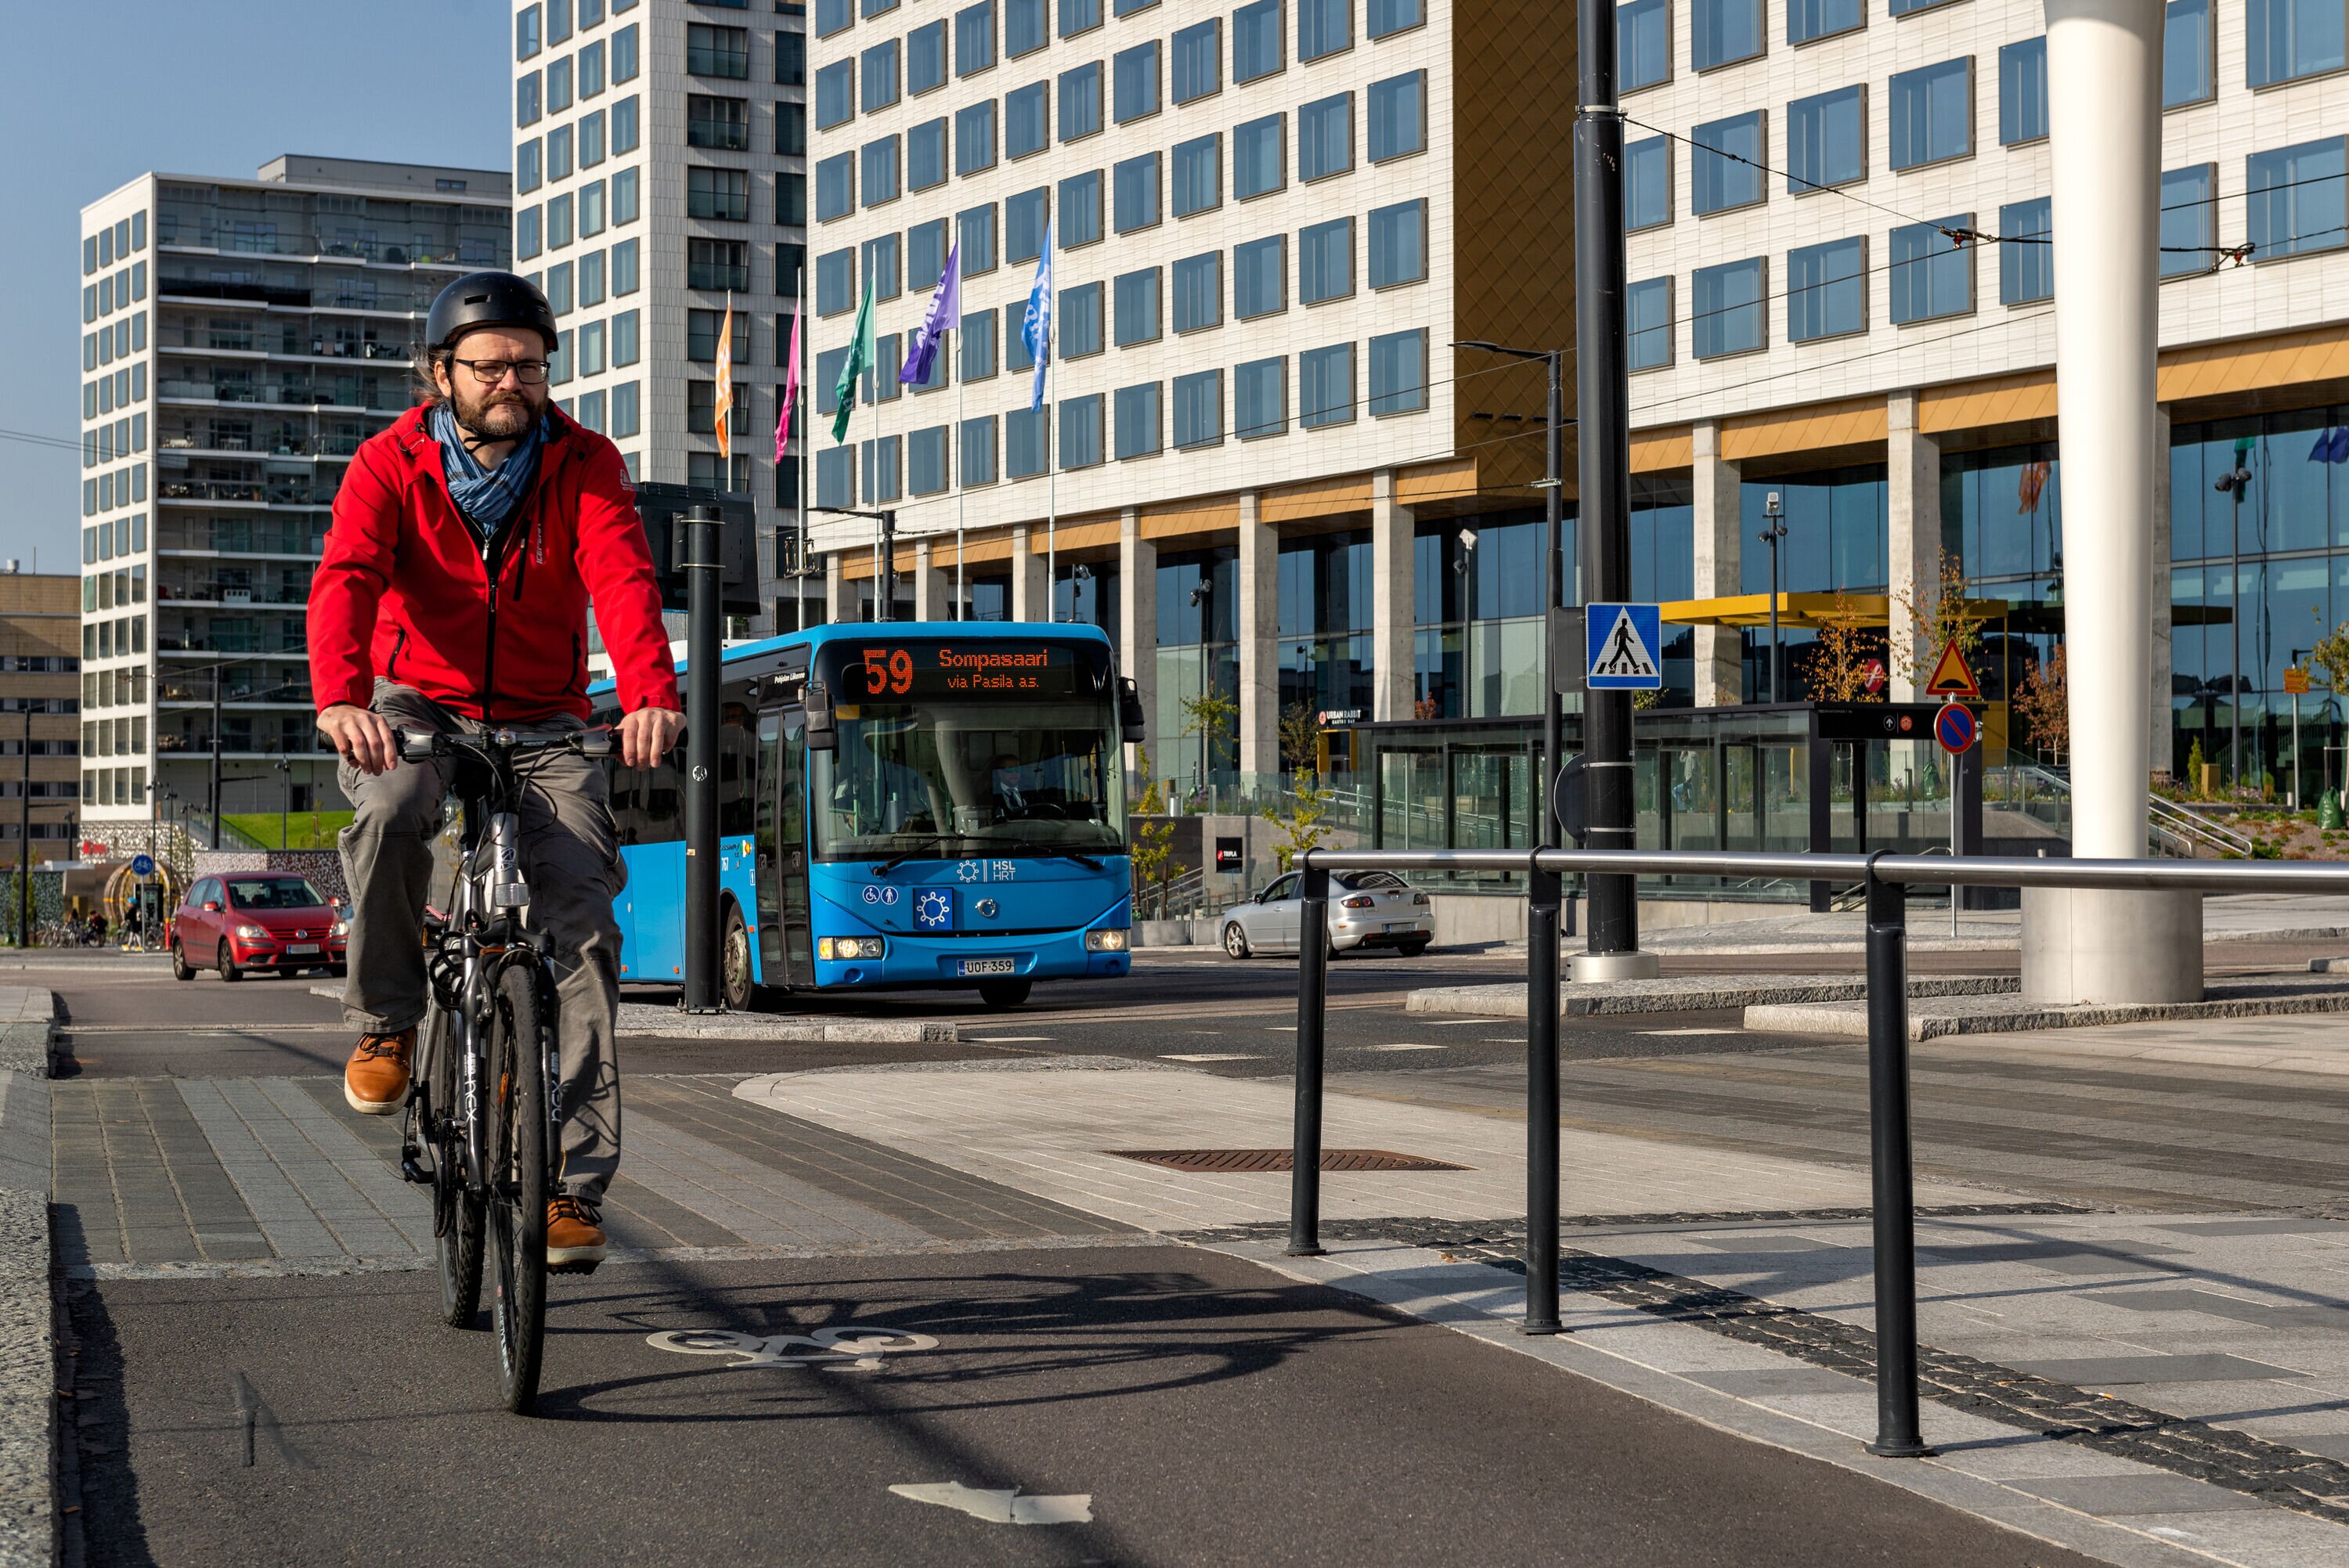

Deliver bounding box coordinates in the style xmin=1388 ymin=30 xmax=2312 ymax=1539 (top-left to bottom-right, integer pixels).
xmin=860 ymin=885 xmax=900 ymax=906
xmin=645 ymin=1324 xmax=941 ymax=1371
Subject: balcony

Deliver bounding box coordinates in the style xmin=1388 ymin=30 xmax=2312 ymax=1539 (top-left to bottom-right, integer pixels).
xmin=159 ymin=434 xmax=363 ymax=459
xmin=156 ymin=478 xmax=336 ymax=508
xmin=157 ymin=380 xmax=406 ymax=414
xmin=155 ymin=582 xmax=309 ymax=607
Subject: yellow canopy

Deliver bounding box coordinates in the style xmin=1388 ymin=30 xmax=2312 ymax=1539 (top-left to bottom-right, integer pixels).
xmin=1661 ymin=593 xmax=2230 ymax=630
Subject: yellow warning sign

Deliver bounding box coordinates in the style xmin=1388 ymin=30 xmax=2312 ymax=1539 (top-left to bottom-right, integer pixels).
xmin=2286 ymin=667 xmax=2312 ymax=695
xmin=1925 ymin=640 xmax=1980 ymax=699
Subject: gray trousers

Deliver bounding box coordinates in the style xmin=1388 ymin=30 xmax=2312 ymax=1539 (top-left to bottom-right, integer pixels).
xmin=338 ymin=681 xmax=626 ymax=1202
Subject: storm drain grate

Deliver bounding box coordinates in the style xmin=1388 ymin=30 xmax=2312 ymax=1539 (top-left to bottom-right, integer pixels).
xmin=1108 ymin=1148 xmax=1470 ymax=1173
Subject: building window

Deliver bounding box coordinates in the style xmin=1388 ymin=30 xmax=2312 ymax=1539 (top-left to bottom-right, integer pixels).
xmin=910 ymin=117 xmax=948 ymax=188
xmin=549 ymin=124 xmax=576 ymax=181
xmin=2248 ymin=137 xmax=2347 ymax=258
xmin=1788 ymin=0 xmax=1860 ymax=45
xmin=1235 ymin=114 xmax=1286 ymax=199
xmin=1235 ymin=0 xmax=1284 ymax=81
xmin=518 ymin=72 xmax=543 ymax=127
xmin=1113 ymin=152 xmax=1160 ymax=231
xmin=2249 ymin=0 xmax=2346 ymax=87
xmin=957 ymin=0 xmax=997 ymax=74
xmin=1173 ymin=252 xmax=1221 ymax=331
xmin=962 ymin=415 xmax=999 ymax=483
xmin=1786 ymin=85 xmax=1864 ymax=191
xmin=861 ymin=137 xmax=901 ymax=207
xmin=816 ymin=153 xmax=854 ymax=220
xmin=1060 ymin=170 xmax=1103 ymax=244
xmin=687 ymin=23 xmax=750 ymax=77
xmin=816 ymin=0 xmax=850 ymax=37
xmin=1368 ymin=70 xmax=1424 ymax=161
xmin=518 ymin=139 xmax=545 ymax=194
xmin=1172 ymin=134 xmax=1221 ymax=217
xmin=688 ymin=237 xmax=751 ymax=291
xmin=1888 ymin=216 xmax=1973 ymax=322
xmin=1626 ymin=135 xmax=1671 ymax=229
xmin=911 ymin=425 xmax=951 ymax=494
xmin=1627 ymin=276 xmax=1672 ymax=369
xmin=2165 ymin=0 xmax=2214 ymax=106
xmin=1236 ymin=234 xmax=1286 ymax=317
xmin=1001 ymin=190 xmax=1045 ymax=262
xmin=548 ymin=261 xmax=576 ymax=316
xmin=778 ymin=171 xmax=806 ymax=224
xmin=1298 ymin=0 xmax=1349 ymax=60
xmin=613 ymin=308 xmax=640 ymax=364
xmin=1062 ymin=280 xmax=1103 ymax=354
xmin=863 ymin=232 xmax=903 ymax=300
xmin=1008 ymin=0 xmax=1048 ymax=54
xmin=778 ymin=30 xmax=806 ymax=86
xmin=816 ymin=59 xmax=854 ymax=128
xmin=1060 ymin=394 xmax=1103 ymax=467
xmin=613 ymin=236 xmax=640 ymax=294
xmin=2160 ymin=164 xmax=2216 ymax=277
xmin=582 ymin=110 xmax=608 ymax=167
xmin=1008 ymin=81 xmax=1050 ymax=157
xmin=580 ymin=39 xmax=607 ymax=98
xmin=549 ymin=55 xmax=575 ymax=114
xmin=1693 ymin=0 xmax=1763 ymax=70
xmin=1997 ymin=196 xmax=2053 ymax=304
xmin=614 ymin=21 xmax=639 ymax=81
xmin=689 ymin=166 xmax=752 ymax=220
xmin=1299 ymin=344 xmax=1354 ymax=428
xmin=1367 ymin=198 xmax=1424 ymax=287
xmin=519 ymin=5 xmax=543 ymax=58
xmin=1620 ymin=0 xmax=1670 ymax=91
xmin=1692 ymin=110 xmax=1766 ymax=213
xmin=1059 ymin=60 xmax=1103 ymax=139
xmin=1236 ymin=355 xmax=1286 ymax=438
xmin=817 ymin=445 xmax=855 ymax=507
xmin=861 ymin=434 xmax=902 ymax=503
xmin=963 ymin=308 xmax=999 ymax=378
xmin=1786 ymin=236 xmax=1866 ymax=341
xmin=1174 ymin=19 xmax=1221 ymax=100
xmin=548 ymin=192 xmax=575 ymax=247
xmin=1114 ymin=382 xmax=1162 ymax=458
xmin=580 ymin=248 xmax=607 ymax=305
xmin=1114 ymin=40 xmax=1160 ymax=121
xmin=1062 ymin=0 xmax=1102 ymax=33
xmin=1297 ymin=217 xmax=1353 ymax=304
xmin=1369 ymin=0 xmax=1422 ymax=37
xmin=1999 ymin=38 xmax=2048 ymax=144
xmin=612 ymin=95 xmax=639 ymax=152
xmin=1114 ymin=268 xmax=1161 ymax=344
xmin=862 ymin=39 xmax=901 ymax=110
xmin=1889 ymin=58 xmax=1972 ymax=170
xmin=956 ymin=101 xmax=998 ymax=173
xmin=1007 ymin=407 xmax=1050 ymax=478
xmin=1174 ymin=369 xmax=1222 ymax=447
xmin=818 ymin=247 xmax=855 ymax=314
xmin=1691 ymin=257 xmax=1766 ymax=357
xmin=688 ymin=308 xmax=749 ymax=363
xmin=962 ymin=203 xmax=999 ymax=272
xmin=1298 ymin=93 xmax=1353 ymax=181
xmin=911 ymin=20 xmax=947 ymax=90
xmin=1368 ymin=329 xmax=1425 ymax=416
xmin=916 ymin=213 xmax=953 ymax=292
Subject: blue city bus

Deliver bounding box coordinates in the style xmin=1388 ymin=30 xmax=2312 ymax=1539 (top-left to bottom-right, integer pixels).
xmin=586 ymin=621 xmax=1142 ymax=1007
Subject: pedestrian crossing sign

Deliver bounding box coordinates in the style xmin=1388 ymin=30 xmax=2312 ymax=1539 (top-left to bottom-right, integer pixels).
xmin=1586 ymin=602 xmax=1664 ymax=690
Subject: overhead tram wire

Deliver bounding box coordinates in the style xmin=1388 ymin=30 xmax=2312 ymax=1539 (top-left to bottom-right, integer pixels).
xmin=0 ymin=427 xmax=88 ymax=455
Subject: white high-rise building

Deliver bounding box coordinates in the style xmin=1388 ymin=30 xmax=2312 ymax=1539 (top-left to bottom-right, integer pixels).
xmin=76 ymin=155 xmax=511 ymax=838
xmin=508 ymin=0 xmax=810 ymax=630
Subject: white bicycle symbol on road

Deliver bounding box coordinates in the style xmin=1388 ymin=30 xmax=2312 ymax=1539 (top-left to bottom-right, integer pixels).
xmin=645 ymin=1324 xmax=941 ymax=1371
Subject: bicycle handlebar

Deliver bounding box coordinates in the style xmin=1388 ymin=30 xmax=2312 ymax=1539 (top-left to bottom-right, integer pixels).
xmin=397 ymin=726 xmax=615 ymax=765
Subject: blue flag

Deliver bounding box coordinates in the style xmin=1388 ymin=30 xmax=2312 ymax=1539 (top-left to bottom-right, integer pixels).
xmin=2311 ymin=430 xmax=2335 ymax=463
xmin=2331 ymin=427 xmax=2349 ymax=463
xmin=1020 ymin=222 xmax=1054 ymax=413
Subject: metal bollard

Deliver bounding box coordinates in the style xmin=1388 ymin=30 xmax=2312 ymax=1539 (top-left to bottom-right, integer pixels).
xmin=1523 ymin=855 xmax=1563 ymax=1334
xmin=1863 ymin=864 xmax=1932 ymax=1457
xmin=1288 ymin=856 xmax=1331 ymax=1257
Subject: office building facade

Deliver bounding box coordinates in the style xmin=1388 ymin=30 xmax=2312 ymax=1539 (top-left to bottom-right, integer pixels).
xmin=77 ymin=155 xmax=511 ymax=833
xmin=0 ymin=571 xmax=82 ymax=870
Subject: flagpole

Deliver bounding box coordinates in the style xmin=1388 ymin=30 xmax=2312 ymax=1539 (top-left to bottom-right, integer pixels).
xmin=794 ymin=263 xmax=806 ymax=633
xmin=1045 ymin=225 xmax=1057 ymax=625
xmin=956 ymin=342 xmax=966 ymax=622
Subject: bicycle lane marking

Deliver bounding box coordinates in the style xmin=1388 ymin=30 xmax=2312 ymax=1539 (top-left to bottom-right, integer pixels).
xmin=644 ymin=1323 xmax=941 ymax=1372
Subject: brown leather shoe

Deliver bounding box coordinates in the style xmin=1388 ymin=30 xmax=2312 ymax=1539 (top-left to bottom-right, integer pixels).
xmin=547 ymin=1195 xmax=608 ymax=1271
xmin=343 ymin=1029 xmax=414 ymax=1116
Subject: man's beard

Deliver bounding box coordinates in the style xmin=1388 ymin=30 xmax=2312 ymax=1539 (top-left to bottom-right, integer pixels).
xmin=451 ymin=381 xmax=538 ymax=445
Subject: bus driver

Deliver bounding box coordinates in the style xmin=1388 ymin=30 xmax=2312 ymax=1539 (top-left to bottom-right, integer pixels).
xmin=307 ymin=272 xmax=684 ymax=1271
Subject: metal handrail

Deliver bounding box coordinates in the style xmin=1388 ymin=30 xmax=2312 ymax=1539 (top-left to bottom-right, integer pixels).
xmin=1280 ymin=842 xmax=2349 ymax=1463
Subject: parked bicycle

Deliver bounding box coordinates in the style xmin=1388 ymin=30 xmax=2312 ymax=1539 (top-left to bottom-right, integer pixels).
xmin=395 ymin=724 xmax=612 ymax=1415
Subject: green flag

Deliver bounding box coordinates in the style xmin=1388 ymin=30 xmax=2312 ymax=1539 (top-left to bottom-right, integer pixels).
xmin=831 ymin=278 xmax=876 ymax=444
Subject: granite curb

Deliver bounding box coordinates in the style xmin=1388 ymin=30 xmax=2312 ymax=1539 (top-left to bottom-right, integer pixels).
xmin=303 ymin=986 xmax=959 ymax=1043
xmin=0 ymin=990 xmax=55 ymax=1568
xmin=1407 ymin=972 xmax=2019 ymax=1018
xmin=1748 ymin=976 xmax=2349 ymax=1040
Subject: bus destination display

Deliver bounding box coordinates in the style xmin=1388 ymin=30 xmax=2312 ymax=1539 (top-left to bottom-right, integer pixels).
xmin=818 ymin=640 xmax=1106 ymax=701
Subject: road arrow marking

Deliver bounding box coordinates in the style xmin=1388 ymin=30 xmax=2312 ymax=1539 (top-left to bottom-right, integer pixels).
xmin=889 ymin=1483 xmax=1093 ymax=1525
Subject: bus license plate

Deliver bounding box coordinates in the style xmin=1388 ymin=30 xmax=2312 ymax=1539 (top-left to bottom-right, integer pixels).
xmin=288 ymin=943 xmax=322 ymax=954
xmin=960 ymin=957 xmax=1016 ymax=976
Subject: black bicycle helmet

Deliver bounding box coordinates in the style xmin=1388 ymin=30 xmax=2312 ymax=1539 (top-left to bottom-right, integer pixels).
xmin=425 ymin=270 xmax=559 ymax=355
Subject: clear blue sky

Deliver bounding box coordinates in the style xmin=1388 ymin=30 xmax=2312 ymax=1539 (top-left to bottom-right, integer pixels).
xmin=0 ymin=1 xmax=511 ymax=574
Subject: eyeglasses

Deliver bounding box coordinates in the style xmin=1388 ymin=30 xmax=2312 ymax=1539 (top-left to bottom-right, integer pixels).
xmin=450 ymin=357 xmax=550 ymax=385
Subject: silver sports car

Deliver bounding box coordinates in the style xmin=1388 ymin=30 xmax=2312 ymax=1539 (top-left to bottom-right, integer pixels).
xmin=1219 ymin=870 xmax=1434 ymax=959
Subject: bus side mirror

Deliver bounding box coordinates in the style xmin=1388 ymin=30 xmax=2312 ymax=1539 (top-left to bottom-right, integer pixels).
xmin=1117 ymin=675 xmax=1146 ymax=743
xmin=804 ymin=681 xmax=839 ymax=752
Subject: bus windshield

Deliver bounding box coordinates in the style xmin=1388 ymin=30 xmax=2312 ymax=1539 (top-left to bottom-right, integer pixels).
xmin=812 ymin=695 xmax=1126 ymax=862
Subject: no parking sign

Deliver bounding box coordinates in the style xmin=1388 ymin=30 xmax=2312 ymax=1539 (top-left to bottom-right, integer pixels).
xmin=1934 ymin=703 xmax=1977 ymax=755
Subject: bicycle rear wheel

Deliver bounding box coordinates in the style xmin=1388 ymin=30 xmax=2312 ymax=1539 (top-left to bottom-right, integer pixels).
xmin=486 ymin=962 xmax=550 ymax=1415
xmin=424 ymin=1003 xmax=485 ymax=1329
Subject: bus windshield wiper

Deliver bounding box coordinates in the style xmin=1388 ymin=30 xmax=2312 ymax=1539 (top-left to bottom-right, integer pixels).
xmin=871 ymin=834 xmax=962 ymax=875
xmin=1001 ymin=843 xmax=1107 ymax=871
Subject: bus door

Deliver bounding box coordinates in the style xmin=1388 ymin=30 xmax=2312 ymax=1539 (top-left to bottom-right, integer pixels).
xmin=756 ymin=706 xmax=815 ymax=985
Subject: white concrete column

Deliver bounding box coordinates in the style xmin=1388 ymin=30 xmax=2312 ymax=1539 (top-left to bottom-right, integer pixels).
xmin=2149 ymin=402 xmax=2174 ymax=777
xmin=1118 ymin=507 xmax=1156 ymax=767
xmin=1371 ymin=469 xmax=1416 ymax=722
xmin=911 ymin=538 xmax=947 ymax=621
xmin=1236 ymin=492 xmax=1279 ymax=781
xmin=1887 ymin=391 xmax=1942 ymax=702
xmin=1690 ymin=421 xmax=1742 ymax=706
xmin=824 ymin=550 xmax=852 ymax=623
xmin=1010 ymin=523 xmax=1047 ymax=622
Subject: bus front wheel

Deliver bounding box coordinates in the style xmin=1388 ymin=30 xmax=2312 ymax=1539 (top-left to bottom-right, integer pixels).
xmin=720 ymin=902 xmax=755 ymax=1011
xmin=977 ymin=979 xmax=1033 ymax=1009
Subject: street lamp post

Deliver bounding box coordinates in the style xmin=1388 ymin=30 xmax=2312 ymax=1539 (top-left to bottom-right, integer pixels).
xmin=1759 ymin=491 xmax=1788 ymax=702
xmin=1454 ymin=528 xmax=1478 ymax=716
xmin=14 ymin=708 xmax=31 ymax=951
xmin=1190 ymin=578 xmax=1212 ymax=803
xmin=2215 ymin=449 xmax=2253 ymax=788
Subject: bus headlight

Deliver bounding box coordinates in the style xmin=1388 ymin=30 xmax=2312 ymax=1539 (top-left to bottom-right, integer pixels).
xmin=819 ymin=935 xmax=886 ymax=961
xmin=1085 ymin=928 xmax=1130 ymax=952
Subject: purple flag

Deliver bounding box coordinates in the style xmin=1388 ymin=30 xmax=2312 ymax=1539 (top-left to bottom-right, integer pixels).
xmin=899 ymin=242 xmax=962 ymax=387
xmin=2311 ymin=430 xmax=2335 ymax=463
xmin=2330 ymin=427 xmax=2349 ymax=463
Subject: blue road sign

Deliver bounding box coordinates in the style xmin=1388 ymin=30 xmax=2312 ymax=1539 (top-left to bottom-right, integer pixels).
xmin=1934 ymin=702 xmax=1978 ymax=755
xmin=1586 ymin=603 xmax=1664 ymax=690
xmin=130 ymin=854 xmax=155 ymax=877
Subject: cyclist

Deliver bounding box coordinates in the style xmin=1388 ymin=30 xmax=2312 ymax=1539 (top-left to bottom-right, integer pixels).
xmin=308 ymin=272 xmax=683 ymax=1271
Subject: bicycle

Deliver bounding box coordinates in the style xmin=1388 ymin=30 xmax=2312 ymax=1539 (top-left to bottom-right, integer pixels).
xmin=394 ymin=723 xmax=612 ymax=1415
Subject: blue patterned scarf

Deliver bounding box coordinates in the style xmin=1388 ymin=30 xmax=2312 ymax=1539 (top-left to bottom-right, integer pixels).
xmin=430 ymin=402 xmax=546 ymax=542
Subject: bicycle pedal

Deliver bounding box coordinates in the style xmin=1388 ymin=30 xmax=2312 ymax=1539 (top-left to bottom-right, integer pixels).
xmin=398 ymin=1149 xmax=431 ymax=1185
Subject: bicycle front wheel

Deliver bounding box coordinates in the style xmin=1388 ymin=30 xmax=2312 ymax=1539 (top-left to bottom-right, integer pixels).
xmin=486 ymin=962 xmax=550 ymax=1415
xmin=424 ymin=1002 xmax=484 ymax=1330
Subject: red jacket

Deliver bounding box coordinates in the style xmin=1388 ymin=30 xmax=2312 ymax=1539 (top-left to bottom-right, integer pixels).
xmin=309 ymin=403 xmax=680 ymax=723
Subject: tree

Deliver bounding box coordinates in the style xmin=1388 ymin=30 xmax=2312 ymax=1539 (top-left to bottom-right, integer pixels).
xmin=2311 ymin=618 xmax=2349 ymax=701
xmin=2011 ymin=644 xmax=2069 ymax=763
xmin=1179 ymin=687 xmax=1238 ymax=789
xmin=1127 ymin=745 xmax=1179 ymax=916
xmin=1810 ymin=593 xmax=1885 ymax=702
xmin=1893 ymin=551 xmax=1988 ymax=690
xmin=1279 ymin=701 xmax=1319 ymax=775
xmin=1262 ymin=768 xmax=1335 ymax=872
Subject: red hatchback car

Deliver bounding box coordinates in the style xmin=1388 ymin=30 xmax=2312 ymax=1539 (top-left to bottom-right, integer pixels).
xmin=171 ymin=872 xmax=348 ymax=982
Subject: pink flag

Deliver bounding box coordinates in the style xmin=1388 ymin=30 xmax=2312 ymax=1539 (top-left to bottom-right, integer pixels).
xmin=776 ymin=295 xmax=803 ymax=463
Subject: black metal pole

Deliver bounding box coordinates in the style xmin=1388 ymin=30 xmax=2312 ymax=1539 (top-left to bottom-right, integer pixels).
xmin=1523 ymin=853 xmax=1561 ymax=1333
xmin=880 ymin=509 xmax=899 ymax=622
xmin=16 ymin=710 xmax=30 ymax=950
xmin=1575 ymin=0 xmax=1637 ymax=960
xmin=1288 ymin=855 xmax=1330 ymax=1256
xmin=1544 ymin=351 xmax=1564 ymax=845
xmin=208 ymin=670 xmax=222 ymax=847
xmin=1864 ymin=867 xmax=1931 ymax=1457
xmin=682 ymin=504 xmax=725 ymax=1012
xmin=1767 ymin=535 xmax=1782 ymax=703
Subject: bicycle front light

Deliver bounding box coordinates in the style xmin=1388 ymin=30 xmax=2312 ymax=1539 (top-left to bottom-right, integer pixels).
xmin=819 ymin=935 xmax=886 ymax=961
xmin=234 ymin=925 xmax=269 ymax=940
xmin=1085 ymin=928 xmax=1130 ymax=952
